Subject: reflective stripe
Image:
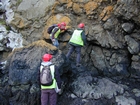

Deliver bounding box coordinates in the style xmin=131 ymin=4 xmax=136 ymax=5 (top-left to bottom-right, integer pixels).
xmin=69 ymin=30 xmax=84 ymax=46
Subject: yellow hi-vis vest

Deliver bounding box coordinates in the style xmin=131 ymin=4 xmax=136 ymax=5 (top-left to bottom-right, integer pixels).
xmin=41 ymin=65 xmax=56 ymax=89
xmin=69 ymin=29 xmax=84 ymax=46
xmin=50 ymin=27 xmax=61 ymax=39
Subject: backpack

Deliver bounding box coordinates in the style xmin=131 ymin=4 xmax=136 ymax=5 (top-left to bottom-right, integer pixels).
xmin=47 ymin=24 xmax=57 ymax=34
xmin=40 ymin=65 xmax=54 ymax=86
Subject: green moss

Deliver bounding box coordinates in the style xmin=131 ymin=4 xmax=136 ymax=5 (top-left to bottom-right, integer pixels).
xmin=0 ymin=19 xmax=6 ymax=25
xmin=0 ymin=19 xmax=11 ymax=30
xmin=6 ymin=25 xmax=11 ymax=31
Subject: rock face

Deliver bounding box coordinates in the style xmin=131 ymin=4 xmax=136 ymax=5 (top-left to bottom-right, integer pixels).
xmin=0 ymin=40 xmax=67 ymax=105
xmin=8 ymin=40 xmax=58 ymax=86
xmin=0 ymin=0 xmax=140 ymax=105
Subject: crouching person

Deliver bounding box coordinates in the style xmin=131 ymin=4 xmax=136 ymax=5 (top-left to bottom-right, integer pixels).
xmin=40 ymin=54 xmax=62 ymax=105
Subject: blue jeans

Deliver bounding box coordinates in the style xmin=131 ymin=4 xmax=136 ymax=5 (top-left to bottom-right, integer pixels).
xmin=50 ymin=37 xmax=59 ymax=48
xmin=52 ymin=39 xmax=59 ymax=47
xmin=66 ymin=45 xmax=81 ymax=64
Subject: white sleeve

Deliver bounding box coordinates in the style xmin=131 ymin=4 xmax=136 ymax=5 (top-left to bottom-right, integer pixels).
xmin=40 ymin=65 xmax=43 ymax=72
xmin=50 ymin=65 xmax=55 ymax=78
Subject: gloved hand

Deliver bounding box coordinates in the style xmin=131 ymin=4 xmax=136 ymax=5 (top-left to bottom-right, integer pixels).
xmin=57 ymin=89 xmax=61 ymax=93
xmin=55 ymin=87 xmax=61 ymax=93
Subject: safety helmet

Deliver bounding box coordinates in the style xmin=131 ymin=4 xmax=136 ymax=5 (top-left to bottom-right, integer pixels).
xmin=78 ymin=23 xmax=85 ymax=28
xmin=58 ymin=22 xmax=66 ymax=30
xmin=42 ymin=54 xmax=52 ymax=62
xmin=61 ymin=22 xmax=66 ymax=26
xmin=57 ymin=23 xmax=61 ymax=27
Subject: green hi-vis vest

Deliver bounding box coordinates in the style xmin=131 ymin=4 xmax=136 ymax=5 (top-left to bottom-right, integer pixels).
xmin=69 ymin=29 xmax=84 ymax=46
xmin=50 ymin=27 xmax=61 ymax=39
xmin=41 ymin=65 xmax=56 ymax=89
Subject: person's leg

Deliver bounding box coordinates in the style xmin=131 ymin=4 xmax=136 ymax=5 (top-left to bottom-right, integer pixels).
xmin=50 ymin=37 xmax=59 ymax=47
xmin=50 ymin=36 xmax=55 ymax=46
xmin=49 ymin=89 xmax=57 ymax=105
xmin=66 ymin=45 xmax=75 ymax=58
xmin=76 ymin=46 xmax=81 ymax=66
xmin=41 ymin=90 xmax=49 ymax=105
xmin=54 ymin=39 xmax=59 ymax=47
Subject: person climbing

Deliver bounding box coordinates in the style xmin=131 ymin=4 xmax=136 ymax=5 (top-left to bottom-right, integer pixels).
xmin=66 ymin=23 xmax=87 ymax=67
xmin=50 ymin=22 xmax=66 ymax=48
xmin=40 ymin=54 xmax=62 ymax=105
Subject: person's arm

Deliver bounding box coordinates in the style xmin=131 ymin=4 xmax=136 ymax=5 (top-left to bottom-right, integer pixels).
xmin=51 ymin=27 xmax=59 ymax=39
xmin=54 ymin=66 xmax=62 ymax=89
xmin=81 ymin=31 xmax=87 ymax=45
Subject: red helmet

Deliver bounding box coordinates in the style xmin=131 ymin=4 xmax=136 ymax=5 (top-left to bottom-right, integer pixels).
xmin=57 ymin=23 xmax=61 ymax=27
xmin=58 ymin=22 xmax=66 ymax=30
xmin=78 ymin=23 xmax=85 ymax=28
xmin=42 ymin=54 xmax=52 ymax=62
xmin=61 ymin=22 xmax=66 ymax=26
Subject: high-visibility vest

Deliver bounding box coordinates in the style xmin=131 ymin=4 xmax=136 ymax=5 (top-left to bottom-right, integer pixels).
xmin=50 ymin=27 xmax=61 ymax=38
xmin=69 ymin=29 xmax=84 ymax=46
xmin=41 ymin=65 xmax=56 ymax=89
